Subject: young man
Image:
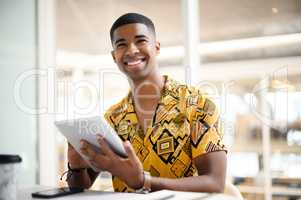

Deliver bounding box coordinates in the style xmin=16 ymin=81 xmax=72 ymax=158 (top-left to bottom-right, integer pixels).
xmin=67 ymin=13 xmax=227 ymax=193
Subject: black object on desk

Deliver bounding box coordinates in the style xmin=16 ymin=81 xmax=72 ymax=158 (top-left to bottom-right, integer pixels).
xmin=32 ymin=187 xmax=84 ymax=198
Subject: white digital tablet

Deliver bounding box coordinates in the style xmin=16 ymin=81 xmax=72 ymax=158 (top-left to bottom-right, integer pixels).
xmin=55 ymin=116 xmax=128 ymax=171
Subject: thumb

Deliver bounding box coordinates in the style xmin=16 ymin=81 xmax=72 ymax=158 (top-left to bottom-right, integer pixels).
xmin=123 ymin=141 xmax=137 ymax=161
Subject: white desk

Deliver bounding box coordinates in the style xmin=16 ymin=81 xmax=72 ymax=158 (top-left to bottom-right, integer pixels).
xmin=18 ymin=186 xmax=240 ymax=200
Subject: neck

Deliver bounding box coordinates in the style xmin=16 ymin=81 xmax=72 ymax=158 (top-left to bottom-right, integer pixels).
xmin=129 ymin=70 xmax=164 ymax=101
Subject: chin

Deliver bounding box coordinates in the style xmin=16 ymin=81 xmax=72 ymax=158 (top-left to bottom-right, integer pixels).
xmin=127 ymin=72 xmax=147 ymax=81
xmin=123 ymin=65 xmax=150 ymax=78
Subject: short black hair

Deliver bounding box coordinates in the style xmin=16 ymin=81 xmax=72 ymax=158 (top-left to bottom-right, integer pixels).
xmin=110 ymin=13 xmax=156 ymax=43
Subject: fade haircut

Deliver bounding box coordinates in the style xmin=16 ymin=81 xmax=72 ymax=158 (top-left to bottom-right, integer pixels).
xmin=110 ymin=13 xmax=156 ymax=43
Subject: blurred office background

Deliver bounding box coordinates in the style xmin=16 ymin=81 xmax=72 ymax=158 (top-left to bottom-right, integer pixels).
xmin=1 ymin=0 xmax=301 ymax=199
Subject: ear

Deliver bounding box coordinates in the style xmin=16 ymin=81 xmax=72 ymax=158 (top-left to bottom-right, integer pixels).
xmin=111 ymin=50 xmax=116 ymax=63
xmin=155 ymin=41 xmax=160 ymax=55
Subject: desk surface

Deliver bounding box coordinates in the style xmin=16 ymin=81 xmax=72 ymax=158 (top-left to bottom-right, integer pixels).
xmin=18 ymin=186 xmax=240 ymax=200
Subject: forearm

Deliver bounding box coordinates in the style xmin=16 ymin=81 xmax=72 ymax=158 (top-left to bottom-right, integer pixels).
xmin=67 ymin=168 xmax=99 ymax=189
xmin=150 ymin=175 xmax=225 ymax=193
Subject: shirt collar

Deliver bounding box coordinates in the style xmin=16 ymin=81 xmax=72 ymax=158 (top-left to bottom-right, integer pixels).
xmin=126 ymin=75 xmax=171 ymax=103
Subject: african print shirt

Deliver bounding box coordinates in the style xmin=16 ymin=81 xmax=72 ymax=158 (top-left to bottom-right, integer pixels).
xmin=104 ymin=75 xmax=226 ymax=192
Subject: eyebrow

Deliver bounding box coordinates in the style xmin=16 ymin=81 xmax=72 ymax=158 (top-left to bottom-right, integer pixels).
xmin=135 ymin=35 xmax=148 ymax=39
xmin=114 ymin=35 xmax=149 ymax=45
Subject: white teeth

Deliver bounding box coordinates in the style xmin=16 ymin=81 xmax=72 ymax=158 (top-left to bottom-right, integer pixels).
xmin=126 ymin=60 xmax=142 ymax=66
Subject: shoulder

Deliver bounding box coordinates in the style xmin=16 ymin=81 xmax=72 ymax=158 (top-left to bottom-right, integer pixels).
xmin=185 ymin=85 xmax=219 ymax=127
xmin=166 ymin=77 xmax=206 ymax=103
xmin=166 ymin=77 xmax=218 ymax=126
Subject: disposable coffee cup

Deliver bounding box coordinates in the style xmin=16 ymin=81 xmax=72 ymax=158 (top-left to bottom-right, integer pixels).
xmin=0 ymin=155 xmax=22 ymax=200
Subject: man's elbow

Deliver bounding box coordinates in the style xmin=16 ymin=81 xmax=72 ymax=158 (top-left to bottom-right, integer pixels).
xmin=212 ymin=177 xmax=226 ymax=193
xmin=214 ymin=182 xmax=225 ymax=193
xmin=207 ymin=177 xmax=225 ymax=193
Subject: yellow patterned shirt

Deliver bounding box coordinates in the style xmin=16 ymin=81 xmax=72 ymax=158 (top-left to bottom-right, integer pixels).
xmin=104 ymin=76 xmax=226 ymax=192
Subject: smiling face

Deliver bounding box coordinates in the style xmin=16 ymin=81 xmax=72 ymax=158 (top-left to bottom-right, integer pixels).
xmin=111 ymin=23 xmax=160 ymax=81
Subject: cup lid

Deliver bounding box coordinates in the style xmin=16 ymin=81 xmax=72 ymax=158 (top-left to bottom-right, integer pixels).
xmin=0 ymin=155 xmax=22 ymax=164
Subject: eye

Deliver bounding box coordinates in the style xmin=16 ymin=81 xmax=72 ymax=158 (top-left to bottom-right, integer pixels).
xmin=116 ymin=43 xmax=126 ymax=49
xmin=137 ymin=39 xmax=147 ymax=44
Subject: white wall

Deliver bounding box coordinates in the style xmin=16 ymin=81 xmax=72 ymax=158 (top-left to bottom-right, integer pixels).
xmin=0 ymin=0 xmax=38 ymax=184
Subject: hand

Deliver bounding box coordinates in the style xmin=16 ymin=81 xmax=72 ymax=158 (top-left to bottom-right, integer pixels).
xmin=80 ymin=135 xmax=144 ymax=189
xmin=67 ymin=143 xmax=90 ymax=169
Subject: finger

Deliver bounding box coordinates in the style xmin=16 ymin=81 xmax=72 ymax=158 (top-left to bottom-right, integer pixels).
xmin=79 ymin=140 xmax=89 ymax=155
xmin=123 ymin=141 xmax=139 ymax=162
xmin=90 ymin=154 xmax=109 ymax=171
xmin=80 ymin=147 xmax=89 ymax=156
xmin=96 ymin=135 xmax=115 ymax=157
xmin=80 ymin=140 xmax=90 ymax=149
xmin=80 ymin=141 xmax=97 ymax=161
xmin=90 ymin=160 xmax=103 ymax=171
xmin=68 ymin=142 xmax=75 ymax=150
xmin=80 ymin=140 xmax=95 ymax=153
xmin=80 ymin=142 xmax=109 ymax=171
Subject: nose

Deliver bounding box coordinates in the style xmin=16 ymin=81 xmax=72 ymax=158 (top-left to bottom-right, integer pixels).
xmin=125 ymin=43 xmax=139 ymax=56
